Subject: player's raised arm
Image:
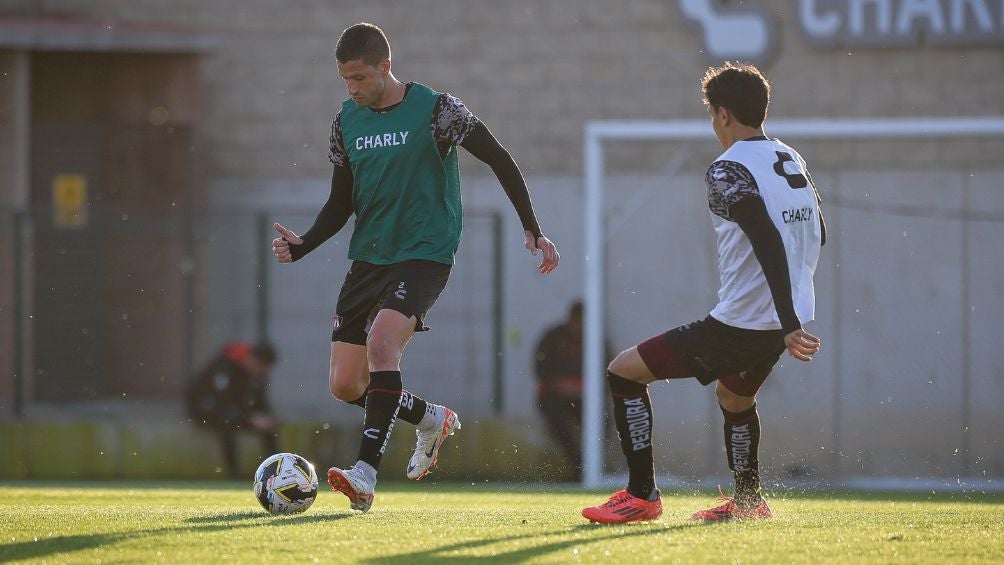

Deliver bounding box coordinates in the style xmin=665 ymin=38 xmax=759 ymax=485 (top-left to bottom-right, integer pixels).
xmin=458 ymin=118 xmax=559 ymax=274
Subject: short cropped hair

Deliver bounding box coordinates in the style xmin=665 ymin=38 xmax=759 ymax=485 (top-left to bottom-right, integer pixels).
xmin=335 ymin=22 xmax=391 ymax=67
xmin=569 ymin=300 xmax=583 ymax=320
xmin=701 ymin=62 xmax=771 ymax=128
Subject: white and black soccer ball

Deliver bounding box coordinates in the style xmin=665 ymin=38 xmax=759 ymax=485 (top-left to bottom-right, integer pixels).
xmin=253 ymin=452 xmax=319 ymax=515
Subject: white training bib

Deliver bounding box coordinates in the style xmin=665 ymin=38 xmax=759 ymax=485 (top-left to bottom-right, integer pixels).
xmin=707 ymin=138 xmax=822 ymax=331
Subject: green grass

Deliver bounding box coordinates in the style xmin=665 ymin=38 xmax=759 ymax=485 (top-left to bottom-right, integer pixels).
xmin=1 ymin=482 xmax=1002 ymax=564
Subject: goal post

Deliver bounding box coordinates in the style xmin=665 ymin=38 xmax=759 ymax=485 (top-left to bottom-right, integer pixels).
xmin=581 ymin=117 xmax=1004 ymax=489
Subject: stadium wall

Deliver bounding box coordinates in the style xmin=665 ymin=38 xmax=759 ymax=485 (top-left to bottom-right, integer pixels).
xmin=0 ymin=0 xmax=1000 ymax=177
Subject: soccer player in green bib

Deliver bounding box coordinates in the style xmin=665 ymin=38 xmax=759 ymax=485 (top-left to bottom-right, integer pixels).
xmin=272 ymin=22 xmax=559 ymax=512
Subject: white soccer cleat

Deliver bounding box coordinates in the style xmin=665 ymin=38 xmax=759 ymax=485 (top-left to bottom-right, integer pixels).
xmin=406 ymin=407 xmax=461 ymax=480
xmin=327 ymin=465 xmax=375 ymax=512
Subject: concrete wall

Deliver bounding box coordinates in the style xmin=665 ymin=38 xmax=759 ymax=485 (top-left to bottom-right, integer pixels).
xmin=0 ymin=0 xmax=1000 ymax=177
xmin=214 ymin=162 xmax=1004 ymax=481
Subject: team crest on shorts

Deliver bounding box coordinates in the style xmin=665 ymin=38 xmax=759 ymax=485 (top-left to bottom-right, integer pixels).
xmin=332 ymin=315 xmax=342 ymax=331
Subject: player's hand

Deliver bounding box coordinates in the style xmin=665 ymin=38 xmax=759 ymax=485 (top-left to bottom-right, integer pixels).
xmin=272 ymin=223 xmax=302 ymax=263
xmin=784 ymin=328 xmax=820 ymax=362
xmin=525 ymin=230 xmax=560 ymax=274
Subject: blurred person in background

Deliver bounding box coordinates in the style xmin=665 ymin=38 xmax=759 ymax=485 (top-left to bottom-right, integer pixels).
xmin=582 ymin=62 xmax=825 ymax=524
xmin=534 ymin=300 xmax=613 ymax=480
xmin=271 ymin=22 xmax=559 ymax=512
xmin=185 ymin=341 xmax=280 ymax=479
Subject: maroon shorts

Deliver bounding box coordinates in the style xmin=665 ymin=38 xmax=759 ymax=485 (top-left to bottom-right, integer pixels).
xmin=636 ymin=316 xmax=785 ymax=397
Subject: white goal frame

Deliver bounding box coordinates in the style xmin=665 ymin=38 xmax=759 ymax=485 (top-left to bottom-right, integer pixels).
xmin=581 ymin=117 xmax=1004 ymax=489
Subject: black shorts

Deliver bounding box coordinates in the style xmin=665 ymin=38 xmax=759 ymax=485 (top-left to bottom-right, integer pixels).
xmin=636 ymin=315 xmax=785 ymax=396
xmin=330 ymin=259 xmax=452 ymax=345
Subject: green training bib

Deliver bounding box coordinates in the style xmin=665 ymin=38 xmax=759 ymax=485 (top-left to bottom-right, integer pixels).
xmin=340 ymin=82 xmax=462 ymax=265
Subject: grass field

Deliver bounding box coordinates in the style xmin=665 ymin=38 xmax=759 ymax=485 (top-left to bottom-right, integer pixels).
xmin=2 ymin=481 xmax=1002 ymax=564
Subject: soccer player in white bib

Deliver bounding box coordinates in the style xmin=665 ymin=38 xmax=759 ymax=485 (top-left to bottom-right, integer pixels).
xmin=582 ymin=62 xmax=826 ymax=523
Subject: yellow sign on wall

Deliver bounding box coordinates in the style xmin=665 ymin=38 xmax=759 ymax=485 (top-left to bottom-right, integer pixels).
xmin=52 ymin=174 xmax=88 ymax=228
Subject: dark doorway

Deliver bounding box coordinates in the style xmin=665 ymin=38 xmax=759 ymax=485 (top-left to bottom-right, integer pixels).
xmin=30 ymin=124 xmax=105 ymax=400
xmin=30 ymin=51 xmax=201 ymax=401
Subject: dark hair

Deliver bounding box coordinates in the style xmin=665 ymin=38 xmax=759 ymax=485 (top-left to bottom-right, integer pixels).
xmin=335 ymin=22 xmax=391 ymax=67
xmin=701 ymin=62 xmax=771 ymax=128
xmin=252 ymin=342 xmax=277 ymax=365
xmin=569 ymin=300 xmax=583 ymax=320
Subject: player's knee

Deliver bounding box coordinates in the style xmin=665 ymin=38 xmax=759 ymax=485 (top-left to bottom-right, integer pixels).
xmin=329 ymin=372 xmax=365 ymax=401
xmin=716 ymin=382 xmax=755 ymax=412
xmin=607 ymin=350 xmax=645 ymax=383
xmin=607 ymin=353 xmax=627 ymax=375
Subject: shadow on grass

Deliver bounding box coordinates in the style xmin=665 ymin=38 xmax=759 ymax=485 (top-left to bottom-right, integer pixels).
xmin=0 ymin=510 xmax=353 ymax=561
xmin=361 ymin=521 xmax=701 ymax=564
xmin=184 ymin=510 xmax=353 ymax=525
xmin=0 ymin=532 xmax=124 ymax=562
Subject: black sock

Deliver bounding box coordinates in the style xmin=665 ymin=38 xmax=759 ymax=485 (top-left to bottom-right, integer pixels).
xmin=345 ymin=389 xmax=429 ymax=426
xmin=356 ymin=371 xmax=402 ymax=470
xmin=721 ymin=403 xmax=762 ymax=506
xmin=608 ymin=371 xmax=656 ymax=499
xmin=396 ymin=390 xmax=431 ymax=426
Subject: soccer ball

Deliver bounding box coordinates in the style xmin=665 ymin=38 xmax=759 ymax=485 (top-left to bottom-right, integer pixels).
xmin=253 ymin=452 xmax=319 ymax=515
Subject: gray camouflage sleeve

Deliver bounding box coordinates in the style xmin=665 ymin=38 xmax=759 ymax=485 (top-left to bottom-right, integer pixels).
xmin=706 ymin=160 xmax=761 ymax=221
xmin=431 ymin=93 xmax=481 ymax=151
xmin=328 ymin=111 xmax=348 ymax=167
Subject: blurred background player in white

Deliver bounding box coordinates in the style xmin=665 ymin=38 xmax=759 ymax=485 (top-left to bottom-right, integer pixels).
xmin=582 ymin=62 xmax=826 ymax=524
xmin=272 ymin=23 xmax=559 ymax=512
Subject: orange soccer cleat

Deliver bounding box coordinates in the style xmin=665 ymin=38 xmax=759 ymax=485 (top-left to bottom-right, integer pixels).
xmin=691 ymin=485 xmax=772 ymax=521
xmin=582 ymin=489 xmax=663 ymax=524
